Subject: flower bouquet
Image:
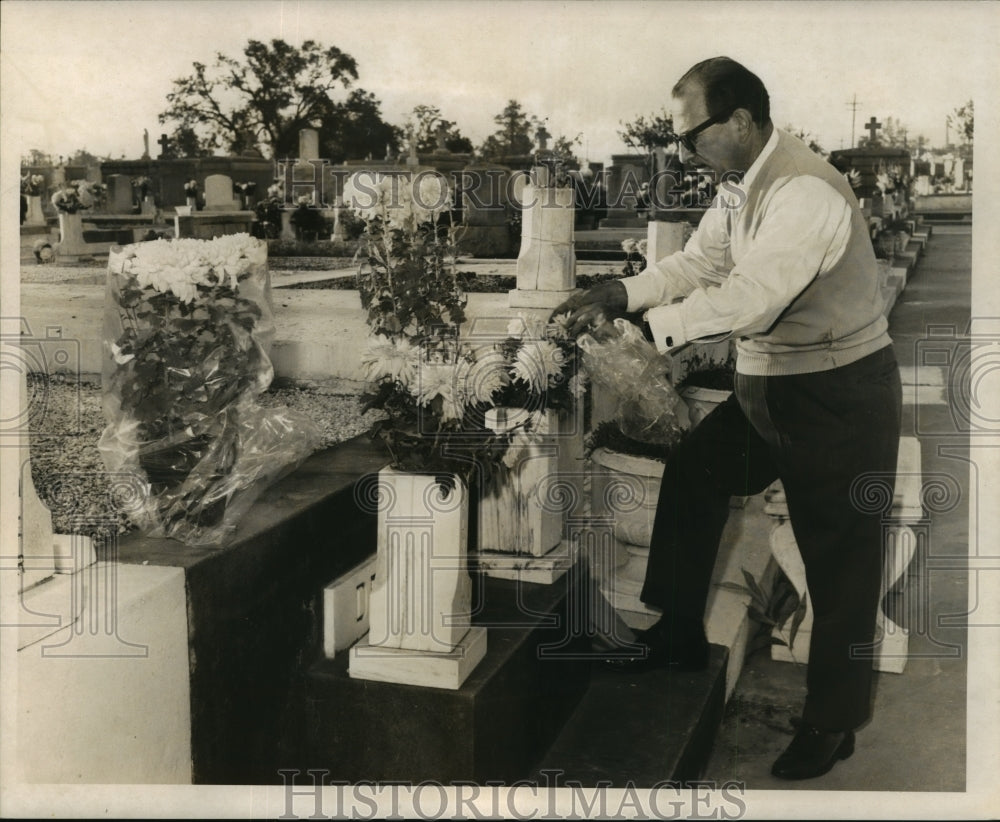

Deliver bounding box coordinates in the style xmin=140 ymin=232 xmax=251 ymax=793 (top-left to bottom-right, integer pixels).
xmin=344 ymin=170 xmax=585 ymax=491
xmin=21 ymin=173 xmax=46 ymax=197
xmin=98 ymin=233 xmax=321 ymax=545
xmin=51 ymin=183 xmax=92 ymax=214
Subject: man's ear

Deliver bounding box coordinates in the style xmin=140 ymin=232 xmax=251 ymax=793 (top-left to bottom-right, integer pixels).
xmin=732 ymin=108 xmax=755 ymax=139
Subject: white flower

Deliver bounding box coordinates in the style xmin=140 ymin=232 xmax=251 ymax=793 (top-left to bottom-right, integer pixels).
xmin=637 ymin=239 xmax=648 ymax=257
xmin=569 ymin=371 xmax=589 ymax=399
xmin=511 ymin=340 xmax=566 ymax=393
xmin=412 ymin=361 xmax=465 ymax=421
xmin=621 ymin=238 xmax=638 ymax=254
xmin=120 ymin=234 xmax=264 ymax=302
xmin=110 ymin=342 xmax=134 ymax=365
xmin=547 ymin=313 xmax=573 ymax=341
xmin=361 ymin=336 xmax=418 ymax=386
xmin=460 ymin=348 xmax=510 ymax=404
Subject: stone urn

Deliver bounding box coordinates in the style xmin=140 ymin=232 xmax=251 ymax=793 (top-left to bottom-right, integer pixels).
xmin=589 ymin=447 xmax=665 ymax=629
xmin=679 ymin=386 xmax=733 ymax=428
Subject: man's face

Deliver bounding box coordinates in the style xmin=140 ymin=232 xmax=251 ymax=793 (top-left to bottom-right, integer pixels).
xmin=673 ymin=84 xmax=736 ymax=175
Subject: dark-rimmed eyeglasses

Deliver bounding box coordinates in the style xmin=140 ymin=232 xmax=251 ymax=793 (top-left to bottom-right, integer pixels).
xmin=675 ymin=110 xmax=734 ymax=154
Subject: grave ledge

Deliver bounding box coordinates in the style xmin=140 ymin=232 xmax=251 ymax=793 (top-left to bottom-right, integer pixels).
xmin=102 ymin=433 xmax=392 ymax=784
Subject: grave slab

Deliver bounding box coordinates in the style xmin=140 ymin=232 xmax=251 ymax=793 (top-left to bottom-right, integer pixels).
xmin=305 ymin=572 xmax=592 ymax=784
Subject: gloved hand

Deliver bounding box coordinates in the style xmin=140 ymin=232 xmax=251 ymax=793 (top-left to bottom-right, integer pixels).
xmin=550 ymin=280 xmax=629 ymax=339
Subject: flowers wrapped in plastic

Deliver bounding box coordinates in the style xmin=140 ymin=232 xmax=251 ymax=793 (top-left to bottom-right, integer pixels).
xmin=577 ymin=318 xmax=689 ymax=448
xmin=98 ymin=233 xmax=322 ymax=546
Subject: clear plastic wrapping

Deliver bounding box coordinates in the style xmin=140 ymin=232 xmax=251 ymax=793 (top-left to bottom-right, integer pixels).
xmin=98 ymin=234 xmax=321 ymax=546
xmin=578 ymin=318 xmax=690 ymax=445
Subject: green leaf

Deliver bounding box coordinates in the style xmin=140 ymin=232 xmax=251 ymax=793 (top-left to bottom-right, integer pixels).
xmin=747 ymin=605 xmax=777 ymax=627
xmin=715 ymin=581 xmax=752 ymax=596
xmin=741 ymin=567 xmax=768 ymax=607
xmin=789 ymin=594 xmax=809 ymax=649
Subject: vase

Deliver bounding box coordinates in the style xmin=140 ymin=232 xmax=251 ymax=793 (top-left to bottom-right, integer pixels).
xmin=478 ymin=408 xmax=563 ymax=557
xmin=25 ymin=195 xmax=46 ymax=226
xmin=56 ymin=212 xmax=86 ymax=259
xmin=367 ymin=467 xmax=474 ymax=653
xmin=679 ymin=386 xmax=733 ymax=428
xmin=349 ymin=466 xmax=487 ymax=689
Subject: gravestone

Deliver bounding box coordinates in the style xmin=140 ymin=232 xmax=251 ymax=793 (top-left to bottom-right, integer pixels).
xmin=509 ymin=166 xmax=577 ymax=312
xmin=107 ymin=175 xmax=134 ymax=214
xmin=203 ymin=174 xmax=240 ymax=211
xmin=299 ymin=128 xmax=320 ymax=161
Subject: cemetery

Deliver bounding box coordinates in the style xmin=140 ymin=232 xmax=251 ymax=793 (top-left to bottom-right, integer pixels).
xmin=13 ymin=103 xmax=971 ymax=794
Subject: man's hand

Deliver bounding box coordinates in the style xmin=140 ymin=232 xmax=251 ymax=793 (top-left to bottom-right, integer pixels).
xmin=550 ymin=280 xmax=629 ymax=339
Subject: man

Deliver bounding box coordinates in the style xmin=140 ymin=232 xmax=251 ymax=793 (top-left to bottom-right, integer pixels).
xmin=554 ymin=57 xmax=901 ymax=780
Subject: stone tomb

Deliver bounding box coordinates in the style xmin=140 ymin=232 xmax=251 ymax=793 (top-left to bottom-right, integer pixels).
xmin=203 ymin=174 xmax=242 ymax=211
xmin=764 ymin=436 xmax=924 ymax=673
xmin=106 ymin=174 xmax=135 ymax=215
xmin=174 ymin=174 xmax=254 ymax=240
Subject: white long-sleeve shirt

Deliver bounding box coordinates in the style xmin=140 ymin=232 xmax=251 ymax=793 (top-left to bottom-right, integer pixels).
xmin=622 ymin=128 xmax=857 ymax=357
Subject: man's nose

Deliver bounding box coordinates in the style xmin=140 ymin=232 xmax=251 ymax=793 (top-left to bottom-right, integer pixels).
xmin=678 ymin=143 xmax=698 ymax=165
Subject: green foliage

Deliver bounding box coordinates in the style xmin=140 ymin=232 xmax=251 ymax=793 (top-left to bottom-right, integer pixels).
xmin=585 ymin=421 xmax=685 ymax=462
xmin=253 ymin=198 xmax=283 ymax=239
xmin=158 ymin=38 xmax=398 ymax=160
xmin=619 ymin=108 xmax=676 ymax=152
xmin=477 ymin=101 xmax=578 ymax=163
xmin=949 ymin=100 xmax=973 ymax=144
xmin=405 ymin=104 xmax=473 ymax=154
xmin=716 ymin=567 xmax=808 ymax=660
xmin=111 ymin=281 xmax=264 ymax=445
xmin=319 ymin=89 xmax=404 ymax=163
xmin=289 ymin=202 xmax=332 ymax=241
xmin=355 ymin=217 xmax=466 ymax=339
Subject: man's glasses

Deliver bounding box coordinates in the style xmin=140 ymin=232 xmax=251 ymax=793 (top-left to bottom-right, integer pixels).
xmin=674 ymin=110 xmax=734 ymax=154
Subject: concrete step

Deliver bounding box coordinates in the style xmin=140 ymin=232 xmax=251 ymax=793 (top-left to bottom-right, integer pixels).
xmin=530 ymin=645 xmax=729 ymax=785
xmin=303 ymin=573 xmax=592 ymax=784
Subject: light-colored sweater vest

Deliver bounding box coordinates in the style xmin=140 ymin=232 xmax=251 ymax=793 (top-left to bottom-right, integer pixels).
xmin=734 ymin=130 xmax=891 ymax=376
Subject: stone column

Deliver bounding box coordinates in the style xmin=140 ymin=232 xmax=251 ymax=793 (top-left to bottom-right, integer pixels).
xmin=349 ymin=469 xmax=487 ymax=689
xmin=509 ymin=168 xmax=577 ymax=313
xmin=56 ymin=212 xmax=88 ymax=261
xmin=25 ymin=196 xmax=47 ymax=226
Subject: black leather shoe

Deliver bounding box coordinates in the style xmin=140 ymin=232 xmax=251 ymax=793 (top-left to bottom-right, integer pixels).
xmin=599 ymin=623 xmax=709 ymax=673
xmin=770 ymin=724 xmax=855 ymax=780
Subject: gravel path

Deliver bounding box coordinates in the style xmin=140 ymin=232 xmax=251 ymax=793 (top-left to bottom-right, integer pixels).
xmin=26 ymin=375 xmax=383 ymax=545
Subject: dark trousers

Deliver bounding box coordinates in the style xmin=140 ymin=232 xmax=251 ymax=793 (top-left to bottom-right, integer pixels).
xmin=641 ymin=345 xmax=902 ymax=731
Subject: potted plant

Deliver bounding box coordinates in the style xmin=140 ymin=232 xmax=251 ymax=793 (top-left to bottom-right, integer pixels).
xmin=343 ymin=169 xmax=507 ymax=679
xmin=577 ymin=319 xmax=690 ymax=625
xmin=98 ymin=233 xmax=320 ymax=545
xmin=289 ymin=195 xmax=330 ymax=241
xmin=181 ymin=179 xmax=199 ymax=212
xmin=253 ymin=184 xmax=284 ymax=239
xmin=674 ymin=346 xmax=736 ymax=427
xmin=21 ymin=172 xmax=47 ymax=225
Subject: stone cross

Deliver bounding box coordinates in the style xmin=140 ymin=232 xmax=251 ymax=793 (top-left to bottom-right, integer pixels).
xmin=865 ymin=117 xmax=882 ymax=145
xmin=435 ymin=122 xmax=448 ymax=152
xmin=157 ymin=133 xmax=172 ymax=159
xmin=536 ymin=125 xmax=551 ymax=152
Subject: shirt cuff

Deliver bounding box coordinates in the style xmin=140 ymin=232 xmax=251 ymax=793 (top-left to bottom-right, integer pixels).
xmin=644 ymin=304 xmax=688 ymax=353
xmin=622 ymin=272 xmax=667 ymax=314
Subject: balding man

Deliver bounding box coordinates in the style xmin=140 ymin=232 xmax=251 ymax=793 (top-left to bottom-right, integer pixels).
xmin=555 ymin=56 xmax=901 ymax=780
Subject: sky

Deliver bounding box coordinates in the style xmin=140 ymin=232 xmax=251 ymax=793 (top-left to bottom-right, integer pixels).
xmin=1 ymin=0 xmax=995 ymax=167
